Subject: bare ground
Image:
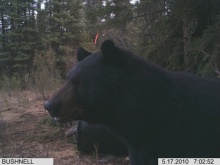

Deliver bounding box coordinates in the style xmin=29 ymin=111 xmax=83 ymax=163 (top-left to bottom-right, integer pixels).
xmin=0 ymin=91 xmax=130 ymax=165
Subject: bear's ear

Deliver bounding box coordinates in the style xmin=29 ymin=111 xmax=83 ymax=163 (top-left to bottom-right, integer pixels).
xmin=101 ymin=40 xmax=121 ymax=64
xmin=76 ymin=47 xmax=92 ymax=62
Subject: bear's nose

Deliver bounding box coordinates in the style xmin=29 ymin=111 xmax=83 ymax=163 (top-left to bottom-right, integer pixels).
xmin=44 ymin=101 xmax=60 ymax=117
xmin=44 ymin=101 xmax=53 ymax=111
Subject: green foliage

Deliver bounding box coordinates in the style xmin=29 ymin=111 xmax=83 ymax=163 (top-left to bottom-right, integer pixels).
xmin=31 ymin=46 xmax=62 ymax=99
xmin=0 ymin=74 xmax=22 ymax=91
xmin=39 ymin=116 xmax=60 ymax=128
xmin=0 ymin=0 xmax=37 ymax=73
xmin=187 ymin=16 xmax=220 ymax=77
xmin=0 ymin=73 xmax=30 ymax=109
xmin=125 ymin=0 xmax=220 ymax=77
xmin=80 ymin=34 xmax=98 ymax=52
xmin=0 ymin=0 xmax=220 ymax=79
xmin=41 ymin=0 xmax=83 ymax=50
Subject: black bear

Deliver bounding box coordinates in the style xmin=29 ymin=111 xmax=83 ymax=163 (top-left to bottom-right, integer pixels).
xmin=44 ymin=40 xmax=220 ymax=165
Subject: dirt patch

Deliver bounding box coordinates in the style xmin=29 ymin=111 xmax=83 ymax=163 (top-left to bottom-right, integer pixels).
xmin=0 ymin=91 xmax=130 ymax=165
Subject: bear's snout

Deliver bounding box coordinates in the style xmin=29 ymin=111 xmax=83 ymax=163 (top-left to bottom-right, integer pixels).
xmin=44 ymin=101 xmax=58 ymax=117
xmin=44 ymin=101 xmax=52 ymax=111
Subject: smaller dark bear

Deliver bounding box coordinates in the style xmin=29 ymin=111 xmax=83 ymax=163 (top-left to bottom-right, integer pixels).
xmin=44 ymin=40 xmax=220 ymax=165
xmin=76 ymin=120 xmax=127 ymax=155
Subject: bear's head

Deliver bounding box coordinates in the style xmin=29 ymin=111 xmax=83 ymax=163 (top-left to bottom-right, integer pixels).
xmin=44 ymin=40 xmax=133 ymax=124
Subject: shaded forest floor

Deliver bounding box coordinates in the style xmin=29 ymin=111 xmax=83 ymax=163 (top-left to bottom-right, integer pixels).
xmin=0 ymin=90 xmax=129 ymax=165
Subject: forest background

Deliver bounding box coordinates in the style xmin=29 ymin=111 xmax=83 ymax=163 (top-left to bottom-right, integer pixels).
xmin=0 ymin=0 xmax=220 ymax=95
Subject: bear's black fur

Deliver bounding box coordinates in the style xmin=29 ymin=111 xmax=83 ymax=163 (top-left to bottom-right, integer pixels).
xmin=44 ymin=40 xmax=220 ymax=165
xmin=76 ymin=120 xmax=127 ymax=155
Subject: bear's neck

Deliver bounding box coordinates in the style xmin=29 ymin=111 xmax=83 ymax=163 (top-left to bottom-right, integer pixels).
xmin=103 ymin=63 xmax=174 ymax=140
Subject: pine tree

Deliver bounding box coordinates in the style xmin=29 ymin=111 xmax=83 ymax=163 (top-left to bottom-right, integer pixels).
xmin=0 ymin=0 xmax=37 ymax=75
xmin=38 ymin=0 xmax=84 ymax=73
xmin=0 ymin=0 xmax=12 ymax=73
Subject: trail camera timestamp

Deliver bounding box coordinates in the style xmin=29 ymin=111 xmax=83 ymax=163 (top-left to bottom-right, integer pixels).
xmin=158 ymin=158 xmax=219 ymax=165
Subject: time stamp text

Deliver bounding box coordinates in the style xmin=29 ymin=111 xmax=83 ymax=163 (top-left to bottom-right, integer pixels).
xmin=158 ymin=158 xmax=220 ymax=165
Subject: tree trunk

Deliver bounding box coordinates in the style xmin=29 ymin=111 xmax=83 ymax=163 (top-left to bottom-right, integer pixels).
xmin=0 ymin=0 xmax=6 ymax=51
xmin=182 ymin=17 xmax=190 ymax=68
